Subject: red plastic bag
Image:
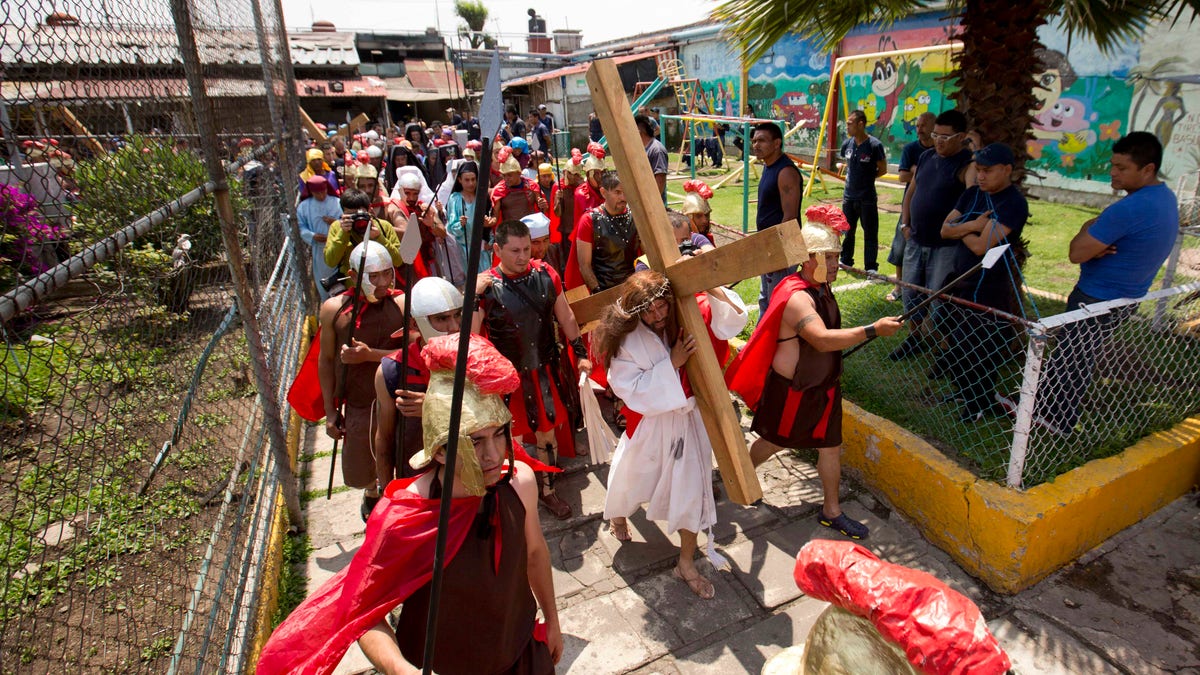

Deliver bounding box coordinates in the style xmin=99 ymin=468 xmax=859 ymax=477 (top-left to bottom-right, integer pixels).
xmin=793 ymin=540 xmax=1010 ymax=675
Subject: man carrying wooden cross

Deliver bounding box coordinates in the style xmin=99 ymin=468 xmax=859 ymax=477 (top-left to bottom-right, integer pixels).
xmin=573 ymin=58 xmax=821 ymax=514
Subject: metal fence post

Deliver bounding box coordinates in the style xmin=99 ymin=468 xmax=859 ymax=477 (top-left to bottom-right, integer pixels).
xmin=169 ymin=0 xmax=304 ymax=528
xmin=1007 ymin=325 xmax=1049 ymax=489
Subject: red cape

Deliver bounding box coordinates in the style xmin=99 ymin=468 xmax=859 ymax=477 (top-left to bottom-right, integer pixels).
xmin=256 ymin=475 xmax=482 ymax=675
xmin=725 ymin=273 xmax=814 ymax=411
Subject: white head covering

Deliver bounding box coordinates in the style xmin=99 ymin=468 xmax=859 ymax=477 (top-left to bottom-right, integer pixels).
xmin=365 ymin=144 xmax=382 ymax=158
xmin=409 ymin=276 xmax=465 ymax=340
xmin=392 ymin=165 xmax=435 ymax=203
xmin=521 ymin=212 xmax=551 ymax=240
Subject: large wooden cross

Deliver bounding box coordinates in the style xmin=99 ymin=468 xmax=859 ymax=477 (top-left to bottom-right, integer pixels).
xmin=573 ymin=59 xmax=809 ymax=506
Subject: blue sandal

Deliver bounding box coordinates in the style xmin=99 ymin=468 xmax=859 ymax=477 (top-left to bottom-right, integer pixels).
xmin=818 ymin=511 xmax=869 ymax=540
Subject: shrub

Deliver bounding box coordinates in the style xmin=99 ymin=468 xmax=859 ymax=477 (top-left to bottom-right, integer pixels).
xmin=0 ymin=183 xmax=65 ymax=293
xmin=72 ymin=136 xmax=244 ymax=313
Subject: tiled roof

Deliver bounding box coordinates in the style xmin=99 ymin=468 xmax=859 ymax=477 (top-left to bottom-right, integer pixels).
xmin=288 ymin=30 xmax=359 ymax=66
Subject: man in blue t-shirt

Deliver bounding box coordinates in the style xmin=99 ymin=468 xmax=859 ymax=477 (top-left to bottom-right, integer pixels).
xmin=1034 ymin=132 xmax=1179 ymax=435
xmin=839 ymin=109 xmax=888 ymax=271
xmin=937 ymin=143 xmax=1029 ymax=421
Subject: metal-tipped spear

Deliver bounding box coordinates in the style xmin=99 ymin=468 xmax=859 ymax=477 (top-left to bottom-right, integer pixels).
xmin=844 ymin=243 xmax=1011 ymax=358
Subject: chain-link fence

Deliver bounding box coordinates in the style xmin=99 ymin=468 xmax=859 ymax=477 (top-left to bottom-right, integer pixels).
xmin=1 ymin=0 xmax=311 ymax=670
xmin=835 ymin=268 xmax=1200 ymax=489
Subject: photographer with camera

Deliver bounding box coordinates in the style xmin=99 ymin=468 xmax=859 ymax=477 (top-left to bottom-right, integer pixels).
xmin=635 ymin=211 xmax=714 ymax=273
xmin=324 ymin=189 xmax=404 ymax=291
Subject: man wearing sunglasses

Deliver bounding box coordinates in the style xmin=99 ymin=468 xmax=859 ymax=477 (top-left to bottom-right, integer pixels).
xmin=892 ymin=109 xmax=976 ymax=360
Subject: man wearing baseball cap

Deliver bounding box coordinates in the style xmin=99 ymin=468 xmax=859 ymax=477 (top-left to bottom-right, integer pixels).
xmin=937 ymin=142 xmax=1029 ymax=422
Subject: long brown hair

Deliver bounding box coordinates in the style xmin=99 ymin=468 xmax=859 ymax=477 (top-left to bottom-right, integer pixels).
xmin=591 ymin=271 xmax=676 ymax=368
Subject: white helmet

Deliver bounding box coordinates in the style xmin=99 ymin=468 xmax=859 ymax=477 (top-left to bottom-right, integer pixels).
xmin=348 ymin=240 xmax=393 ymax=298
xmin=398 ymin=172 xmax=422 ymax=191
xmin=365 ymin=144 xmax=383 ymax=158
xmin=410 ymin=276 xmax=464 ymax=340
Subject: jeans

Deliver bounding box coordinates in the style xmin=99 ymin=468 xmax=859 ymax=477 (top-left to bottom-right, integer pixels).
xmin=841 ymin=198 xmax=879 ymax=270
xmin=1034 ymin=286 xmax=1136 ymax=432
xmin=758 ymin=267 xmax=796 ymax=324
xmin=900 ymin=243 xmax=958 ymax=320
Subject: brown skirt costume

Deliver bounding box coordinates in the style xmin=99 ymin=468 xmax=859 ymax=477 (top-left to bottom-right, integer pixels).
xmin=750 ymin=285 xmax=843 ymax=449
xmin=395 ymin=476 xmax=554 ymax=675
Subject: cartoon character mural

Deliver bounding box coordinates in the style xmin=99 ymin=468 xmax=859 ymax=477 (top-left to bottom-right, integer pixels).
xmin=869 ymin=38 xmax=908 ymax=140
xmin=902 ymin=90 xmax=932 ymax=134
xmin=1026 ymin=42 xmax=1134 ymax=180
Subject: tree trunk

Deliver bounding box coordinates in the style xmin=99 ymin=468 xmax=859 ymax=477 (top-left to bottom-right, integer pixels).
xmin=950 ymin=0 xmax=1048 ymax=184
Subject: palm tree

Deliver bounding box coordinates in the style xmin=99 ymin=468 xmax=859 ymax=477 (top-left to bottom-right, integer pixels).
xmin=711 ymin=0 xmax=1200 ymax=181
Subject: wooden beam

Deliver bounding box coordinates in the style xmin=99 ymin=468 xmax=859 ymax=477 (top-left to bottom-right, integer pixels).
xmin=586 ymin=58 xmax=763 ymax=506
xmin=51 ymin=105 xmax=106 ymax=158
xmin=298 ymin=107 xmax=323 ymax=141
xmin=337 ymin=113 xmax=370 ymax=138
xmin=666 ymin=222 xmax=806 ymax=297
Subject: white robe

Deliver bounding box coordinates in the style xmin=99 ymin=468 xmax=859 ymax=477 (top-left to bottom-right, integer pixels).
xmin=603 ymin=290 xmax=748 ymax=542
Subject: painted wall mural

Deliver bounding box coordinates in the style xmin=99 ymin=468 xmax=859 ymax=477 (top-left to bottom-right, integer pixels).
xmin=1024 ymin=20 xmax=1138 ymax=188
xmin=674 ymin=11 xmax=1197 ymax=193
xmin=839 ymin=35 xmax=958 ymax=160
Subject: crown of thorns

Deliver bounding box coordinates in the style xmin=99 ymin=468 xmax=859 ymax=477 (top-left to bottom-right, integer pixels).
xmin=615 ymin=279 xmax=672 ymax=317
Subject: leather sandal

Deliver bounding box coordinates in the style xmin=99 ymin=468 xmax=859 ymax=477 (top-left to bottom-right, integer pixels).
xmin=608 ymin=519 xmax=632 ymax=541
xmin=673 ymin=565 xmax=715 ymax=600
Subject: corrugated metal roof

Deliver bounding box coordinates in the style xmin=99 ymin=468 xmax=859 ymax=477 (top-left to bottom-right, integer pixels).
xmin=296 ymin=76 xmax=386 ymax=98
xmin=502 ymin=50 xmax=666 ymax=89
xmin=288 ymin=31 xmax=359 ymax=66
xmin=382 ymin=58 xmax=464 ymax=102
xmin=0 ymin=24 xmax=264 ymax=67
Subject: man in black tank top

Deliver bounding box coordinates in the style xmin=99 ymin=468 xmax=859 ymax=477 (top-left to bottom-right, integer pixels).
xmin=751 ymin=122 xmax=802 ymax=321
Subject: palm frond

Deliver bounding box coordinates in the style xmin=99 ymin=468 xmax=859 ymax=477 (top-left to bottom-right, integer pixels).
xmin=1050 ymin=0 xmax=1200 ymax=53
xmin=710 ymin=0 xmax=934 ymax=63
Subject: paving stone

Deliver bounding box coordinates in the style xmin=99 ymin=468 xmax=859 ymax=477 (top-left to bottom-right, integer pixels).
xmin=305 ymin=484 xmax=367 ymax=551
xmin=668 ymin=596 xmax=829 ymax=674
xmin=36 ymin=519 xmax=78 ymax=547
xmin=553 ymin=562 xmax=586 ymax=599
xmin=724 ymin=520 xmax=819 ymax=610
xmin=559 ymin=587 xmax=671 ymax=675
xmin=306 ymin=540 xmax=361 ymax=589
xmin=627 ymin=563 xmax=755 ymax=645
xmin=711 ymin=499 xmax=780 ymax=546
xmin=597 ymin=511 xmax=686 ymax=576
xmin=988 ymin=611 xmax=1121 ymax=675
xmin=539 ymin=470 xmax=608 ymax=536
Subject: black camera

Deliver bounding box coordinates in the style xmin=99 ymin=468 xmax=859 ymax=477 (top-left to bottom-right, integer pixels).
xmin=351 ymin=211 xmax=371 ymax=235
xmin=678 ymin=240 xmax=700 ymax=257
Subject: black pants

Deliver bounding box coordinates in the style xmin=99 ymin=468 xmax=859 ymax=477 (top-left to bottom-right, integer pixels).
xmin=1035 ymin=286 xmax=1135 ymax=431
xmin=940 ymin=307 xmax=1016 ymax=415
xmin=841 ymin=197 xmax=879 ymax=271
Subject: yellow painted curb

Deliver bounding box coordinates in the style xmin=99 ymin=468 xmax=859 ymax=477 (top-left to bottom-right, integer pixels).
xmin=247 ymin=314 xmax=318 ymax=667
xmin=840 ymin=401 xmax=1200 ymax=594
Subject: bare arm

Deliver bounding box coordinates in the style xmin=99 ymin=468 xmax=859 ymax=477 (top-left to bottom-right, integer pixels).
xmin=1068 ymin=218 xmax=1113 ymax=263
xmin=373 ymin=367 xmax=396 ymax=489
xmin=515 ymin=463 xmax=563 ymax=664
xmin=961 ymin=218 xmax=1013 ymax=256
xmin=358 ymin=621 xmax=419 ymax=675
xmin=654 ymin=173 xmax=666 ymax=196
xmin=784 ymin=292 xmax=902 ymax=352
xmin=552 ymin=292 xmax=592 ymax=373
xmin=318 ymin=298 xmax=341 ymax=430
xmin=900 ymin=171 xmax=918 ymax=227
xmin=779 ymin=166 xmax=802 ymax=223
xmin=875 ymin=157 xmax=888 ymax=178
xmin=898 ymin=168 xmax=914 ymax=184
xmin=577 ymin=240 xmax=600 ymax=292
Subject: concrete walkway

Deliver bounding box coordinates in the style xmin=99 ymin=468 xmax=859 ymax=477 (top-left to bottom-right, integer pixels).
xmin=295 ymin=421 xmax=1200 ymax=674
